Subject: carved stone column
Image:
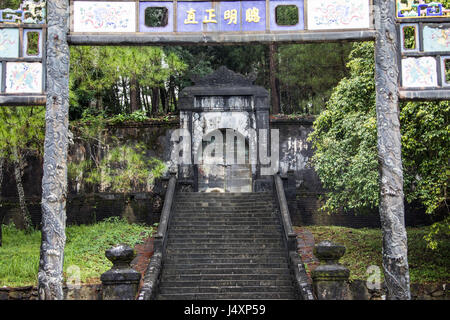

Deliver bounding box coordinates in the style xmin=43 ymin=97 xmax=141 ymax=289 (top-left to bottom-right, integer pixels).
xmin=38 ymin=0 xmax=70 ymax=300
xmin=373 ymin=0 xmax=411 ymax=300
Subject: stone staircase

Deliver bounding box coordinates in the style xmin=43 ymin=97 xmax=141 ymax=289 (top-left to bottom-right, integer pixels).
xmin=156 ymin=192 xmax=297 ymax=300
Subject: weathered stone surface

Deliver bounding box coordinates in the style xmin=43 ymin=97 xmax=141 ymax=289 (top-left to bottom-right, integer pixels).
xmin=101 ymin=244 xmax=141 ymax=300
xmin=177 ymin=67 xmax=270 ymax=192
xmin=374 ymin=0 xmax=411 ymax=300
xmin=312 ymin=241 xmax=350 ymax=300
xmin=38 ymin=0 xmax=71 ymax=300
xmin=314 ymin=241 xmax=346 ymax=264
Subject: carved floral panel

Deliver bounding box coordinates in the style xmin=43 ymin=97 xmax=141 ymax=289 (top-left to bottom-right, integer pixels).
xmin=5 ymin=62 xmax=43 ymax=93
xmin=307 ymin=0 xmax=371 ymax=30
xmin=73 ymin=1 xmax=136 ymax=33
xmin=401 ymin=57 xmax=438 ymax=88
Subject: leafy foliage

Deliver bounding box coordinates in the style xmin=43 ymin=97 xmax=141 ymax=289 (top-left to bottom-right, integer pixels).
xmin=309 ymin=42 xmax=449 ymax=249
xmin=308 ymin=42 xmax=379 ymax=213
xmin=69 ymin=116 xmax=166 ymax=194
xmin=305 ymin=225 xmax=450 ymax=283
xmin=401 ymin=100 xmax=449 ymax=215
xmin=82 ymin=143 xmax=166 ymax=193
xmin=278 ymin=43 xmax=352 ymax=115
xmin=70 ymin=46 xmax=186 ymax=118
xmin=0 ymin=107 xmax=45 ymax=160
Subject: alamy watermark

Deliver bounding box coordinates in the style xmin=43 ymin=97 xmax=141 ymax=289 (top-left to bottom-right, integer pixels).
xmin=170 ymin=128 xmax=280 ymax=175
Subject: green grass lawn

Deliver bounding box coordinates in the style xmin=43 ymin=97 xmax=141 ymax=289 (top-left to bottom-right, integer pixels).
xmin=0 ymin=217 xmax=156 ymax=287
xmin=304 ymin=226 xmax=450 ymax=284
xmin=1 ymin=221 xmax=448 ymax=287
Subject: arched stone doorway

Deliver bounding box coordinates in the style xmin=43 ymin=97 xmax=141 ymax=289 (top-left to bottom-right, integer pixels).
xmin=198 ymin=128 xmax=252 ymax=193
xmin=177 ymin=66 xmax=272 ymax=193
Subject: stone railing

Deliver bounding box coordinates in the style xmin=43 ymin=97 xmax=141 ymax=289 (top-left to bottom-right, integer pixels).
xmin=273 ymin=174 xmax=315 ymax=300
xmin=137 ymin=173 xmax=177 ymax=300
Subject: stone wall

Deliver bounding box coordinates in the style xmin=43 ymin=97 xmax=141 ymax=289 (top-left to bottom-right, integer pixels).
xmin=0 ymin=117 xmax=441 ymax=228
xmin=346 ymin=281 xmax=448 ymax=300
xmin=0 ymin=284 xmax=102 ymax=300
xmin=272 ymin=118 xmax=442 ymax=228
xmin=1 ymin=120 xmax=177 ymax=228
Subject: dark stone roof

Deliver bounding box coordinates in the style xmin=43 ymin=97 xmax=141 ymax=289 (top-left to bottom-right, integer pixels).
xmin=191 ymin=66 xmax=257 ymax=87
xmin=179 ymin=66 xmax=269 ymax=112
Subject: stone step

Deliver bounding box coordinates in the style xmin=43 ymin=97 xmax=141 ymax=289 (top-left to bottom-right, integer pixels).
xmin=165 ymin=253 xmax=287 ymax=260
xmin=174 ymin=209 xmax=275 ymax=214
xmin=153 ymin=190 xmax=296 ymax=300
xmin=170 ymin=221 xmax=280 ymax=227
xmin=171 ymin=217 xmax=279 ymax=223
xmin=161 ymin=267 xmax=291 ymax=275
xmin=157 ymin=292 xmax=295 ymax=300
xmin=174 ymin=200 xmax=275 ymax=209
xmin=170 ymin=225 xmax=281 ymax=232
xmin=166 ymin=248 xmax=284 ymax=255
xmin=168 ymin=232 xmax=281 ymax=238
xmin=161 ymin=273 xmax=292 ymax=282
xmin=163 ymin=262 xmax=290 ymax=270
xmin=175 ymin=198 xmax=274 ymax=203
xmin=165 ymin=243 xmax=284 ymax=250
xmin=167 ymin=237 xmax=284 ymax=248
xmin=168 ymin=235 xmax=283 ymax=247
xmin=159 ymin=279 xmax=294 ymax=288
xmin=159 ymin=285 xmax=294 ymax=294
xmin=174 ymin=212 xmax=275 ymax=217
xmin=176 ymin=192 xmax=273 ymax=197
xmin=164 ymin=257 xmax=288 ymax=264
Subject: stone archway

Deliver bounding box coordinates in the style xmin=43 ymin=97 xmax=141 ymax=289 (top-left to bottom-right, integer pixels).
xmin=177 ymin=66 xmax=271 ymax=192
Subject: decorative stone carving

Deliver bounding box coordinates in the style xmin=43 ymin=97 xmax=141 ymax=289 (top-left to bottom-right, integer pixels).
xmin=311 ymin=241 xmax=350 ymax=300
xmin=101 ymin=245 xmax=141 ymax=300
xmin=374 ymin=0 xmax=411 ymax=300
xmin=177 ymin=66 xmax=270 ymax=192
xmin=38 ymin=0 xmax=70 ymax=300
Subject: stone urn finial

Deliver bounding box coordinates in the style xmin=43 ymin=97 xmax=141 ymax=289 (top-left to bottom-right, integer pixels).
xmin=311 ymin=241 xmax=350 ymax=300
xmin=100 ymin=244 xmax=141 ymax=300
xmin=314 ymin=240 xmax=346 ymax=264
xmin=105 ymin=244 xmax=136 ymax=269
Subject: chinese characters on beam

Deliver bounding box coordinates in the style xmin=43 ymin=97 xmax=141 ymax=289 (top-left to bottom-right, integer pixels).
xmin=183 ymin=7 xmax=261 ymax=26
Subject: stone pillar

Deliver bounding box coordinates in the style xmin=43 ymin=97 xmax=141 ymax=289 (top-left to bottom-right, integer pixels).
xmin=38 ymin=0 xmax=70 ymax=300
xmin=100 ymin=245 xmax=141 ymax=300
xmin=312 ymin=241 xmax=350 ymax=300
xmin=374 ymin=0 xmax=411 ymax=300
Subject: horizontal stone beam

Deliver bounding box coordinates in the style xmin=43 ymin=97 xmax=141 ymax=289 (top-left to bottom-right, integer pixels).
xmin=399 ymin=89 xmax=450 ymax=101
xmin=68 ymin=30 xmax=377 ymax=46
xmin=0 ymin=95 xmax=46 ymax=106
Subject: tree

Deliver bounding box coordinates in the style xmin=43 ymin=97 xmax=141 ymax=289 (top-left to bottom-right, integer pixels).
xmin=269 ymin=43 xmax=280 ymax=114
xmin=0 ymin=107 xmax=46 ymax=232
xmin=277 ymin=42 xmax=352 ymax=114
xmin=69 ymin=46 xmax=186 ymax=118
xmin=309 ymin=41 xmax=449 ymax=248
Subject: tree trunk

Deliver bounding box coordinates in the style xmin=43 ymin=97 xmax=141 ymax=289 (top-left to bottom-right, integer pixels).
xmin=374 ymin=0 xmax=411 ymax=300
xmin=151 ymin=87 xmax=160 ymax=115
xmin=160 ymin=87 xmax=167 ymax=114
xmin=130 ymin=75 xmax=139 ymax=113
xmin=169 ymin=77 xmax=177 ymax=112
xmin=141 ymin=87 xmax=148 ymax=112
xmin=38 ymin=0 xmax=70 ymax=300
xmin=13 ymin=149 xmax=32 ymax=231
xmin=122 ymin=78 xmax=129 ymax=111
xmin=269 ymin=43 xmax=280 ymax=114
